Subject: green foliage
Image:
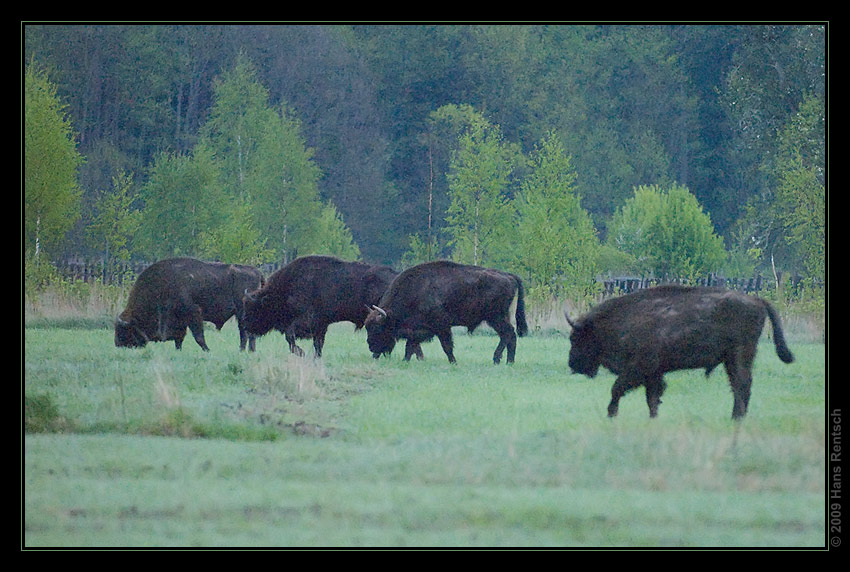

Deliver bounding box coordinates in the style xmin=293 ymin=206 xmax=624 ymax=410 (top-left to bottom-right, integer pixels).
xmin=774 ymin=154 xmax=824 ymax=278
xmin=608 ymin=184 xmax=726 ymax=278
xmin=513 ymin=132 xmax=599 ymax=298
xmin=85 ymin=171 xmax=142 ymax=268
xmin=201 ymin=53 xmax=275 ymax=200
xmin=24 ymin=257 xmax=64 ymax=298
xmin=24 ymin=63 xmax=83 ymax=259
xmin=444 ymin=118 xmax=516 ymax=267
xmin=311 ymin=203 xmax=362 ymax=260
xmin=25 ymin=393 xmax=72 ymax=433
xmin=137 ymin=145 xmax=226 ymax=259
xmin=400 ymin=233 xmax=442 ymax=269
xmin=731 ymin=93 xmax=826 ymax=279
xmin=197 ymin=199 xmax=274 ymax=265
xmin=199 ymin=53 xmax=357 ymax=262
xmin=771 ymin=95 xmax=825 ymax=279
xmin=24 ymin=25 xmax=824 ymax=276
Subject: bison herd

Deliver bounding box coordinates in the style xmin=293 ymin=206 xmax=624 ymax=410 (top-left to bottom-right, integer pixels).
xmin=115 ymin=255 xmax=794 ymax=420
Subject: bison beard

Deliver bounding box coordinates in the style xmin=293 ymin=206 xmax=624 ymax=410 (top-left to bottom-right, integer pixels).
xmin=114 ymin=258 xmax=264 ymax=352
xmin=364 ymin=260 xmax=528 ymax=364
xmin=565 ymin=285 xmax=794 ymax=419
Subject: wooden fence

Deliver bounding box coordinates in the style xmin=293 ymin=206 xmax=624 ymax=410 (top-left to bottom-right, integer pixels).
xmin=53 ymin=258 xmax=152 ymax=286
xmin=600 ymin=273 xmax=822 ymax=297
xmin=51 ymin=257 xmax=290 ymax=285
xmin=50 ymin=257 xmax=821 ymax=297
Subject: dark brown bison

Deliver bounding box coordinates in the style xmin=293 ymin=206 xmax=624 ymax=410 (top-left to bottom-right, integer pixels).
xmin=365 ymin=260 xmax=528 ymax=364
xmin=242 ymin=255 xmax=420 ymax=358
xmin=565 ymin=285 xmax=794 ymax=419
xmin=115 ymin=258 xmax=265 ymax=351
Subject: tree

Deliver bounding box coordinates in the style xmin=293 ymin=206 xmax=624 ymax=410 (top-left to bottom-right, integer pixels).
xmin=136 ymin=145 xmax=227 ymax=259
xmin=772 ymin=94 xmax=825 ymax=279
xmin=24 ymin=63 xmax=83 ymax=260
xmin=200 ymin=53 xmax=273 ymax=202
xmin=730 ymin=93 xmax=825 ymax=281
xmin=311 ymin=202 xmax=361 ymax=260
xmin=197 ymin=199 xmax=274 ymax=265
xmin=514 ymin=132 xmax=599 ymax=298
xmin=200 ymin=53 xmax=359 ymax=262
xmin=85 ymin=171 xmax=142 ymax=275
xmin=774 ymin=155 xmax=824 ymax=279
xmin=443 ymin=115 xmax=517 ymax=267
xmin=607 ymin=184 xmax=726 ymax=279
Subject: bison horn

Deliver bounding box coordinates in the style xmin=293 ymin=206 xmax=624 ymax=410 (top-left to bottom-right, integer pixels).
xmin=116 ymin=316 xmax=130 ymax=327
xmin=564 ymin=312 xmax=577 ymax=329
xmin=244 ymin=288 xmax=258 ymax=302
xmin=371 ymin=305 xmax=387 ymax=318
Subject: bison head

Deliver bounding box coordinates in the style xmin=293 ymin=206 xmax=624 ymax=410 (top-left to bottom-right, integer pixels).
xmin=242 ymin=289 xmax=276 ymax=336
xmin=114 ymin=317 xmax=148 ymax=348
xmin=565 ymin=313 xmax=602 ymax=377
xmin=364 ymin=305 xmax=396 ymax=358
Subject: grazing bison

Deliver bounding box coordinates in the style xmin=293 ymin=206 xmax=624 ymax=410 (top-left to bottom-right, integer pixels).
xmin=365 ymin=260 xmax=528 ymax=364
xmin=242 ymin=255 xmax=420 ymax=358
xmin=115 ymin=258 xmax=265 ymax=351
xmin=565 ymin=285 xmax=794 ymax=419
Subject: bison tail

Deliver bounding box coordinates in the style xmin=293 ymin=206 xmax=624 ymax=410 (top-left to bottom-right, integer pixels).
xmin=514 ymin=276 xmax=528 ymax=337
xmin=764 ymin=300 xmax=794 ymax=364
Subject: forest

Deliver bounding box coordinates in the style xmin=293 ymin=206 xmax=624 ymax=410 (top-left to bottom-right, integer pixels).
xmin=24 ymin=24 xmax=826 ymax=299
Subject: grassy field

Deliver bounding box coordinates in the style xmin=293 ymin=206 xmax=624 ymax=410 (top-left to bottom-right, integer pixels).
xmin=23 ymin=321 xmax=827 ymax=548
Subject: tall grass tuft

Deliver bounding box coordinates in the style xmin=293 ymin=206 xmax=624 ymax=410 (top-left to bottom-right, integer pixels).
xmin=25 ymin=279 xmax=129 ymax=329
xmin=246 ymin=350 xmax=327 ymax=403
xmin=25 ymin=393 xmax=73 ymax=433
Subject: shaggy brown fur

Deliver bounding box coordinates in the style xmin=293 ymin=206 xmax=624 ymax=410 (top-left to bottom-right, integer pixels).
xmin=566 ymin=285 xmax=794 ymax=419
xmin=242 ymin=255 xmax=419 ymax=358
xmin=115 ymin=258 xmax=264 ymax=351
xmin=365 ymin=260 xmax=528 ymax=364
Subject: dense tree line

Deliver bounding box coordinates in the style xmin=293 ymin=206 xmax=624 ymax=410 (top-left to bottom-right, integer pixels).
xmin=24 ymin=24 xmax=825 ymax=294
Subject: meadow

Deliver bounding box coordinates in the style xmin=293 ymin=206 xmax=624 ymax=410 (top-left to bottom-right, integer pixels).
xmin=23 ymin=319 xmax=826 ymax=548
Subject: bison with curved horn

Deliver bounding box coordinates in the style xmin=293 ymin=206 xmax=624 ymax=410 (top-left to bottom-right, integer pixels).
xmin=115 ymin=258 xmax=265 ymax=351
xmin=365 ymin=260 xmax=528 ymax=364
xmin=565 ymin=285 xmax=794 ymax=419
xmin=241 ymin=255 xmax=421 ymax=359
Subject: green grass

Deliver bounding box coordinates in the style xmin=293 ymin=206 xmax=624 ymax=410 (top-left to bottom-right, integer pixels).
xmin=23 ymin=322 xmax=827 ymax=547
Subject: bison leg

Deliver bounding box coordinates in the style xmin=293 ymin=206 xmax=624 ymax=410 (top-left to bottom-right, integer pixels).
xmin=436 ymin=329 xmax=456 ymax=363
xmin=607 ymin=374 xmax=643 ymax=417
xmin=187 ymin=306 xmax=210 ymax=351
xmin=404 ymin=341 xmax=424 ymax=361
xmin=237 ymin=322 xmax=255 ymax=352
xmin=312 ymin=324 xmax=328 ymax=358
xmin=244 ymin=331 xmax=257 ymax=352
xmin=285 ymin=327 xmax=305 ymax=357
xmin=488 ymin=319 xmax=517 ymax=364
xmin=725 ymin=344 xmax=757 ymax=419
xmin=644 ymin=376 xmax=667 ymax=418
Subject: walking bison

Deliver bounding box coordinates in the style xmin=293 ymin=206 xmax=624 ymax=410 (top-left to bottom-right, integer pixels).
xmin=365 ymin=260 xmax=528 ymax=364
xmin=565 ymin=285 xmax=794 ymax=419
xmin=115 ymin=258 xmax=265 ymax=351
xmin=242 ymin=255 xmax=420 ymax=358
